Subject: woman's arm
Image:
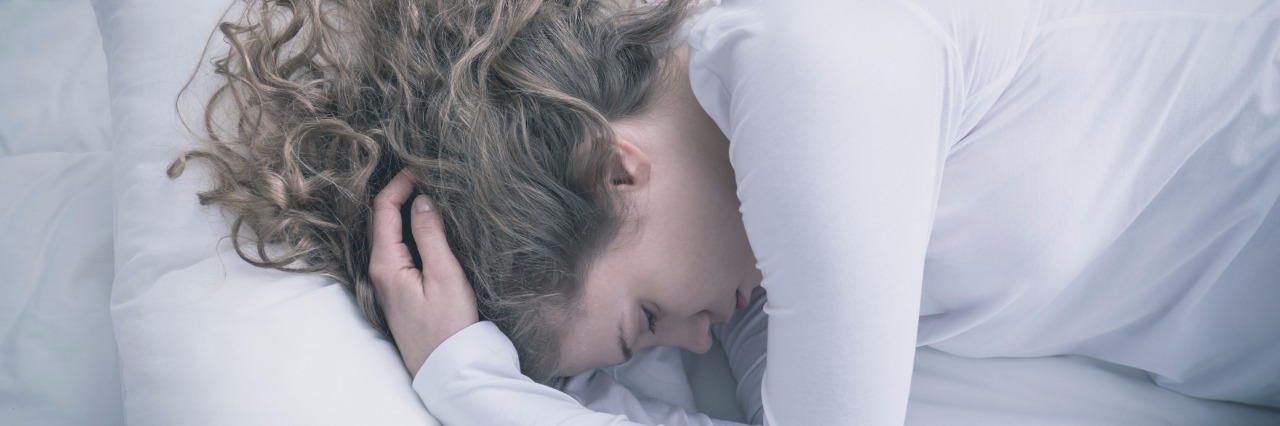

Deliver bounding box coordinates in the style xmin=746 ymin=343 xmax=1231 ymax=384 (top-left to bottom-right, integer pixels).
xmin=711 ymin=287 xmax=768 ymax=425
xmin=415 ymin=321 xmax=746 ymax=425
xmin=687 ymin=0 xmax=960 ymax=423
xmin=371 ymin=170 xmax=749 ymax=425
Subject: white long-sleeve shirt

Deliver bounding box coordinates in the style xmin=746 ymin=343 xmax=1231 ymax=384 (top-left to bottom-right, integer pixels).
xmin=412 ymin=286 xmax=769 ymax=425
xmin=412 ymin=321 xmax=738 ymax=425
xmin=414 ymin=0 xmax=1280 ymax=424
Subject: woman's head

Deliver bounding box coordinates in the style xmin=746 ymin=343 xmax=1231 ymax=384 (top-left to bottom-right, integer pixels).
xmin=548 ymin=45 xmax=762 ymax=375
xmin=171 ymin=0 xmax=756 ymax=381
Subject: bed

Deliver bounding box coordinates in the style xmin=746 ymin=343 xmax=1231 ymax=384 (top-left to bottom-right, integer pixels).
xmin=2 ymin=0 xmax=1277 ymax=424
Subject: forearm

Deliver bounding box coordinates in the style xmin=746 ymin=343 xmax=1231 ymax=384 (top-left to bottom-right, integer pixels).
xmin=414 ymin=321 xmax=744 ymax=425
xmin=687 ymin=0 xmax=955 ymax=421
xmin=559 ymin=368 xmax=751 ymax=426
xmin=711 ymin=286 xmax=767 ymax=425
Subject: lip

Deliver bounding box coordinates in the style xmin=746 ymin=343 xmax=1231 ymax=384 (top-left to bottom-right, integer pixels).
xmin=735 ymin=289 xmax=748 ymax=310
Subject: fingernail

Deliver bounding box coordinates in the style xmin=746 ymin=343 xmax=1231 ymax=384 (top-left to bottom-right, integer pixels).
xmin=414 ymin=195 xmax=433 ymax=213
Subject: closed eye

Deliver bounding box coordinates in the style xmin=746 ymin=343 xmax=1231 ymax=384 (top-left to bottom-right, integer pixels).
xmin=643 ymin=306 xmax=657 ymax=334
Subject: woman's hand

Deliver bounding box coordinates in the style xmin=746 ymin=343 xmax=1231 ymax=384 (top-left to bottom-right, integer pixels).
xmin=369 ymin=170 xmax=479 ymax=375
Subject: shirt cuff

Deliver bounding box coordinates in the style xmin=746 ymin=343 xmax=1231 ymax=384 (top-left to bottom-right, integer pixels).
xmin=411 ymin=321 xmax=520 ymax=404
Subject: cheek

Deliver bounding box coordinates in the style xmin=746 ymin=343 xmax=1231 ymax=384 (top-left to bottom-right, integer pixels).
xmin=692 ymin=210 xmax=753 ymax=278
xmin=669 ymin=196 xmax=749 ymax=261
xmin=653 ymin=166 xmax=751 ymax=279
xmin=650 ymin=207 xmax=751 ymax=307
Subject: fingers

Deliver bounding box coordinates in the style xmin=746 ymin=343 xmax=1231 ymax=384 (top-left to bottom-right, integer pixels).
xmin=369 ymin=170 xmax=468 ymax=307
xmin=371 ymin=170 xmax=416 ymax=248
xmin=369 ymin=178 xmax=481 ymax=374
xmin=369 ymin=170 xmax=418 ymax=290
xmin=408 ymin=194 xmax=466 ymax=282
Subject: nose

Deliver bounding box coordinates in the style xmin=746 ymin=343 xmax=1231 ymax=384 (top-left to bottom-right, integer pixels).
xmin=671 ymin=312 xmax=714 ymax=354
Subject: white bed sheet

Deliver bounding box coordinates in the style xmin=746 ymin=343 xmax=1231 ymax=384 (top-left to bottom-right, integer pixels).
xmin=0 ymin=0 xmax=111 ymax=156
xmin=2 ymin=0 xmax=1277 ymax=424
xmin=0 ymin=1 xmax=123 ymax=425
xmin=0 ymin=152 xmax=122 ymax=426
xmin=680 ymin=317 xmax=1280 ymax=426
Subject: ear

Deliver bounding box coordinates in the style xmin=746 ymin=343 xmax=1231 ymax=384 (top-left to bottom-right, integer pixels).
xmin=611 ymin=137 xmax=651 ymax=190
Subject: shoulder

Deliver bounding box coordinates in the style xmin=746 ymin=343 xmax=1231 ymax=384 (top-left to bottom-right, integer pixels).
xmin=686 ymin=0 xmax=963 ymax=138
xmin=686 ymin=0 xmax=958 ymax=99
xmin=688 ymin=0 xmax=955 ymax=56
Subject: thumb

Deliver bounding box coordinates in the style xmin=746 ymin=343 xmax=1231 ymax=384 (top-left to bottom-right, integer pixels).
xmin=410 ymin=195 xmax=465 ymax=281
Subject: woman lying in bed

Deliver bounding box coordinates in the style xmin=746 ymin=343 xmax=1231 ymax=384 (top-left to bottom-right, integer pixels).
xmin=170 ymin=0 xmax=1280 ymax=423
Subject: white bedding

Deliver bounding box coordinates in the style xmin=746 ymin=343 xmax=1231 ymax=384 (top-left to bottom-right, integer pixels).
xmin=0 ymin=1 xmax=122 ymax=425
xmin=0 ymin=152 xmax=122 ymax=426
xmin=0 ymin=0 xmax=110 ymax=156
xmin=1 ymin=0 xmax=1277 ymax=424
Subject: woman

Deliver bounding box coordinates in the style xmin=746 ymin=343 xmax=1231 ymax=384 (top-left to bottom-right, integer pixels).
xmin=172 ymin=0 xmax=1280 ymax=423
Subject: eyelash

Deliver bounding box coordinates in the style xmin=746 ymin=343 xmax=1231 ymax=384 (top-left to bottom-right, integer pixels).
xmin=643 ymin=306 xmax=657 ymax=334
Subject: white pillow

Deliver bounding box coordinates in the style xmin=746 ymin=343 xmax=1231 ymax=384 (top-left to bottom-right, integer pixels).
xmin=94 ymin=0 xmax=439 ymax=423
xmin=0 ymin=152 xmax=121 ymax=426
xmin=0 ymin=0 xmax=110 ymax=156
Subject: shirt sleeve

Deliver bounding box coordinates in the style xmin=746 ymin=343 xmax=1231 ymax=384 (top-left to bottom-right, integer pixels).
xmin=687 ymin=0 xmax=960 ymax=424
xmin=412 ymin=321 xmax=747 ymax=426
xmin=558 ymin=367 xmax=752 ymax=426
xmin=711 ymin=286 xmax=768 ymax=425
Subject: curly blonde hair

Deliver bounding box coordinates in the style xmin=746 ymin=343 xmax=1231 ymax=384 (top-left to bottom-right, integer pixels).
xmin=168 ymin=0 xmax=691 ymax=380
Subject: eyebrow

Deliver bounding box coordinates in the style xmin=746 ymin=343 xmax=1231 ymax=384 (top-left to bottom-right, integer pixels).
xmin=617 ymin=319 xmax=633 ymax=363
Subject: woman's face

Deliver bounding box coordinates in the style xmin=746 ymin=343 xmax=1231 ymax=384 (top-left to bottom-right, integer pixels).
xmin=554 ymin=132 xmax=761 ymax=376
xmin=554 ymin=47 xmax=762 ymax=376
